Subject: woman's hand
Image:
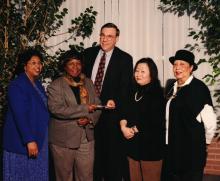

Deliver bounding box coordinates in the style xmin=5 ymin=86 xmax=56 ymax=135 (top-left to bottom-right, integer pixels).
xmin=131 ymin=125 xmax=139 ymax=134
xmin=106 ymin=99 xmax=116 ymax=109
xmin=27 ymin=141 xmax=38 ymax=158
xmin=87 ymin=104 xmax=97 ymax=112
xmin=77 ymin=117 xmax=90 ymax=126
xmin=121 ymin=126 xmax=135 ymax=139
xmin=120 ymin=119 xmax=135 ymax=139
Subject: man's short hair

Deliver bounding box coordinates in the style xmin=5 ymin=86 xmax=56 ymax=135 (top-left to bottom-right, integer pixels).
xmin=100 ymin=23 xmax=120 ymax=36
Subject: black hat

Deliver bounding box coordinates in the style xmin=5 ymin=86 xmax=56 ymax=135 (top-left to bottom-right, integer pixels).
xmin=169 ymin=49 xmax=197 ymax=71
xmin=58 ymin=49 xmax=82 ymax=71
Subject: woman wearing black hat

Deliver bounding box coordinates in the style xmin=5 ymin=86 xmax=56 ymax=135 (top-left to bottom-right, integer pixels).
xmin=162 ymin=49 xmax=217 ymax=181
xmin=47 ymin=49 xmax=114 ymax=181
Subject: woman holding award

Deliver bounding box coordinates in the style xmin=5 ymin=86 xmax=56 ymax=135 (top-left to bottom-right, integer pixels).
xmin=47 ymin=49 xmax=114 ymax=181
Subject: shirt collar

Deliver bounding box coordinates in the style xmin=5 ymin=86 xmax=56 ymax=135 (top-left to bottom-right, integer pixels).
xmin=100 ymin=48 xmax=114 ymax=58
xmin=173 ymin=75 xmax=193 ymax=93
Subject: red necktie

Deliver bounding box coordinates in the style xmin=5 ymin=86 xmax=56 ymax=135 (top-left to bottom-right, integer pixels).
xmin=94 ymin=52 xmax=106 ymax=96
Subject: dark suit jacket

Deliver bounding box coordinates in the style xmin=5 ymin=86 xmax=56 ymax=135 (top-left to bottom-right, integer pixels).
xmin=82 ymin=46 xmax=133 ymax=123
xmin=47 ymin=76 xmax=101 ymax=149
xmin=3 ymin=73 xmax=49 ymax=155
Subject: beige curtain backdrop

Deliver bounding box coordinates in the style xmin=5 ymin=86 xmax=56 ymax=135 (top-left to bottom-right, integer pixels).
xmin=47 ymin=0 xmax=214 ymax=92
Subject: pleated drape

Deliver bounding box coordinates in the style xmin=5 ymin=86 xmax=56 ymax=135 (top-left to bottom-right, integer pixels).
xmin=47 ymin=0 xmax=213 ymax=88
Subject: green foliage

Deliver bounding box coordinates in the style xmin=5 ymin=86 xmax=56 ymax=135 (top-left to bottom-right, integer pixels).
xmin=0 ymin=0 xmax=97 ymax=125
xmin=159 ymin=0 xmax=220 ymax=138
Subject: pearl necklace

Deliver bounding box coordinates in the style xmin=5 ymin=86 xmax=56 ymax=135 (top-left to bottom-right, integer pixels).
xmin=134 ymin=92 xmax=143 ymax=102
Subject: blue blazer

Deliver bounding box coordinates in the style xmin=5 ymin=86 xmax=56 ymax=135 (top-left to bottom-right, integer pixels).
xmin=3 ymin=73 xmax=49 ymax=155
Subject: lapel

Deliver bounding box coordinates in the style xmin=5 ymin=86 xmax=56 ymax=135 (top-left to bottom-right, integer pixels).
xmin=88 ymin=47 xmax=100 ymax=77
xmin=22 ymin=74 xmax=47 ymax=110
xmin=102 ymin=48 xmax=119 ymax=89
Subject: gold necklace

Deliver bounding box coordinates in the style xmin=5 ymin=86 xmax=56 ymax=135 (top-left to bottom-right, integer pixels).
xmin=166 ymin=86 xmax=182 ymax=99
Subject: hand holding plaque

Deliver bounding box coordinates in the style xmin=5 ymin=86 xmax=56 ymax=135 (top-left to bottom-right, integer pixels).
xmin=96 ymin=99 xmax=116 ymax=110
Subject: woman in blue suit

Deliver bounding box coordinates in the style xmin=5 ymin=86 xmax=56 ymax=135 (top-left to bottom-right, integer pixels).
xmin=3 ymin=49 xmax=49 ymax=181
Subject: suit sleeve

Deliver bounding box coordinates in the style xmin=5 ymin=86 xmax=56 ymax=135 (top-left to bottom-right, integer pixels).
xmin=187 ymin=80 xmax=216 ymax=144
xmin=7 ymin=83 xmax=35 ymax=145
xmin=117 ymin=55 xmax=133 ymax=119
xmin=198 ymin=104 xmax=217 ymax=144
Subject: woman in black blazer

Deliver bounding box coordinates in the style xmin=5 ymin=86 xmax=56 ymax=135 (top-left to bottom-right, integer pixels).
xmin=120 ymin=58 xmax=165 ymax=181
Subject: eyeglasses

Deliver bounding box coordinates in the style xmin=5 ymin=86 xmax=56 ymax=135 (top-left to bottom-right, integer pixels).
xmin=100 ymin=34 xmax=116 ymax=41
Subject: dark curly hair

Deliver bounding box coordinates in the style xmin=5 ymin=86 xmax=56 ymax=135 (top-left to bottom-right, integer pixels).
xmin=15 ymin=49 xmax=43 ymax=75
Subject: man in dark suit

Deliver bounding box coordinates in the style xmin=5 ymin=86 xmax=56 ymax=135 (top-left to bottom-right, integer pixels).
xmin=82 ymin=23 xmax=133 ymax=181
